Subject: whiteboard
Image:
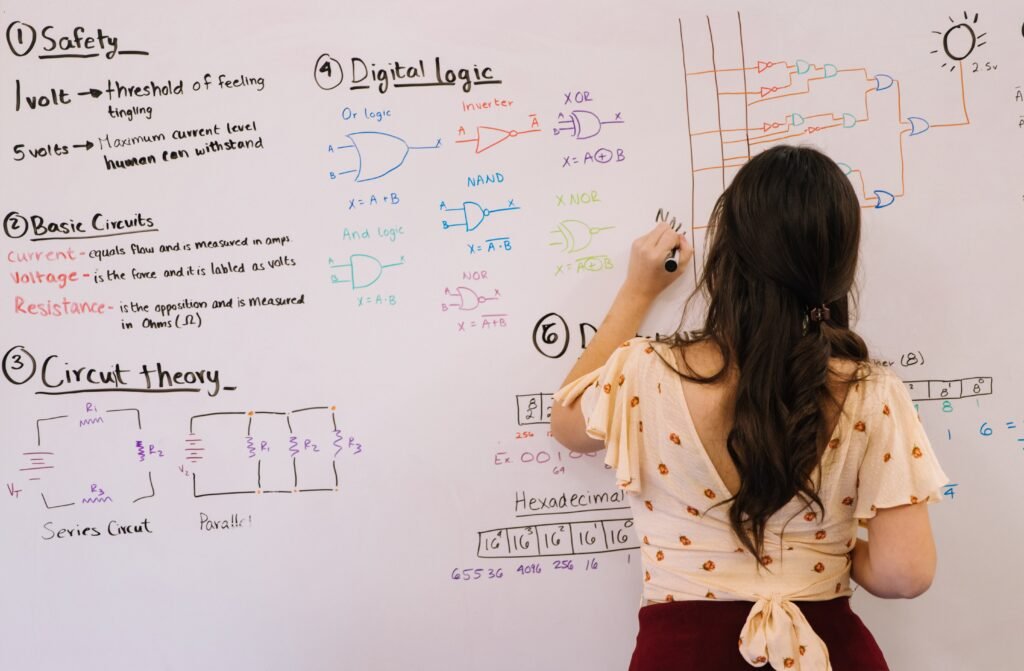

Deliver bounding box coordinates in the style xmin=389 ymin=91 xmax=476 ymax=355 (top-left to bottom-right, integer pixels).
xmin=1 ymin=1 xmax=1021 ymax=669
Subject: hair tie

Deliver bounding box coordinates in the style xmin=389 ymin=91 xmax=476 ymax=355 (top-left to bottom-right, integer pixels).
xmin=807 ymin=305 xmax=831 ymax=323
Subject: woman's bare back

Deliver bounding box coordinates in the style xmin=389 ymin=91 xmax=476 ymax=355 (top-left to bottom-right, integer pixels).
xmin=672 ymin=340 xmax=860 ymax=497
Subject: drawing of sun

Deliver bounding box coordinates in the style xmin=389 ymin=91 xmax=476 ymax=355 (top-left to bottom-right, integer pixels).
xmin=931 ymin=11 xmax=986 ymax=71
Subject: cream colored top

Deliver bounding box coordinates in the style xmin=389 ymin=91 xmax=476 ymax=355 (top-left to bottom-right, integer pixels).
xmin=554 ymin=338 xmax=949 ymax=671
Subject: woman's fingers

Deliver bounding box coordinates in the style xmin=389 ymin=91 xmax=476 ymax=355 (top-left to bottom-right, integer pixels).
xmin=621 ymin=217 xmax=693 ymax=298
xmin=638 ymin=222 xmax=675 ymax=253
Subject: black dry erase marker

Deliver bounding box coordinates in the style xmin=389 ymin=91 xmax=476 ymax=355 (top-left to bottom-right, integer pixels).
xmin=656 ymin=208 xmax=683 ymax=272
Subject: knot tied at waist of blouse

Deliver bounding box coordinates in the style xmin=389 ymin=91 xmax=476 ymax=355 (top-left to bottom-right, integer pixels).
xmin=738 ymin=594 xmax=831 ymax=670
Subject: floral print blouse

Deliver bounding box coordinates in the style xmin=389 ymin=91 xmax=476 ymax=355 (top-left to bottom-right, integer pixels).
xmin=555 ymin=338 xmax=949 ymax=670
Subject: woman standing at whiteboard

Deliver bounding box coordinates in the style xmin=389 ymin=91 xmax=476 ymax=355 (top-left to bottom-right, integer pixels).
xmin=552 ymin=145 xmax=948 ymax=671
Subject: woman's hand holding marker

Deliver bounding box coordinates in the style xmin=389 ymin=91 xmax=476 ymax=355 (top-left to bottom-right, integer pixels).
xmin=655 ymin=208 xmax=688 ymax=272
xmin=622 ymin=211 xmax=693 ymax=301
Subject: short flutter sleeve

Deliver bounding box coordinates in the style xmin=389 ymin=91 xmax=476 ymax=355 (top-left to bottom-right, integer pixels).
xmin=553 ymin=338 xmax=646 ymax=492
xmin=854 ymin=370 xmax=950 ymax=519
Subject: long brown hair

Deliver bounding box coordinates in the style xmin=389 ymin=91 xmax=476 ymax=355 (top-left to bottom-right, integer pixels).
xmin=667 ymin=144 xmax=869 ymax=563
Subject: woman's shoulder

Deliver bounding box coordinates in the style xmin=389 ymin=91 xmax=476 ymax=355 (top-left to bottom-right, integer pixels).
xmin=847 ymin=362 xmax=906 ymax=395
xmin=592 ymin=337 xmax=661 ymax=382
xmin=637 ymin=339 xmax=904 ymax=396
xmin=831 ymin=362 xmax=917 ymax=428
xmin=646 ymin=336 xmax=731 ymax=380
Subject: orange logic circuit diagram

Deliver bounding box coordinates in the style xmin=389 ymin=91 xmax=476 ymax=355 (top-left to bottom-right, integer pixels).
xmin=678 ymin=12 xmax=975 ymax=276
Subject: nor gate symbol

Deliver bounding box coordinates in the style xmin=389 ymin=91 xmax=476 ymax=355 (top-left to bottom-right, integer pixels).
xmin=443 ymin=286 xmax=500 ymax=311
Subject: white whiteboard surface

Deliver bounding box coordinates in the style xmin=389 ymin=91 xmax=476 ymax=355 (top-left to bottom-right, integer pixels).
xmin=1 ymin=2 xmax=1021 ymax=669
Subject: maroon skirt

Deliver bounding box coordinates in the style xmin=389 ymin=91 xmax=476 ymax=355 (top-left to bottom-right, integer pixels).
xmin=629 ymin=597 xmax=888 ymax=670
